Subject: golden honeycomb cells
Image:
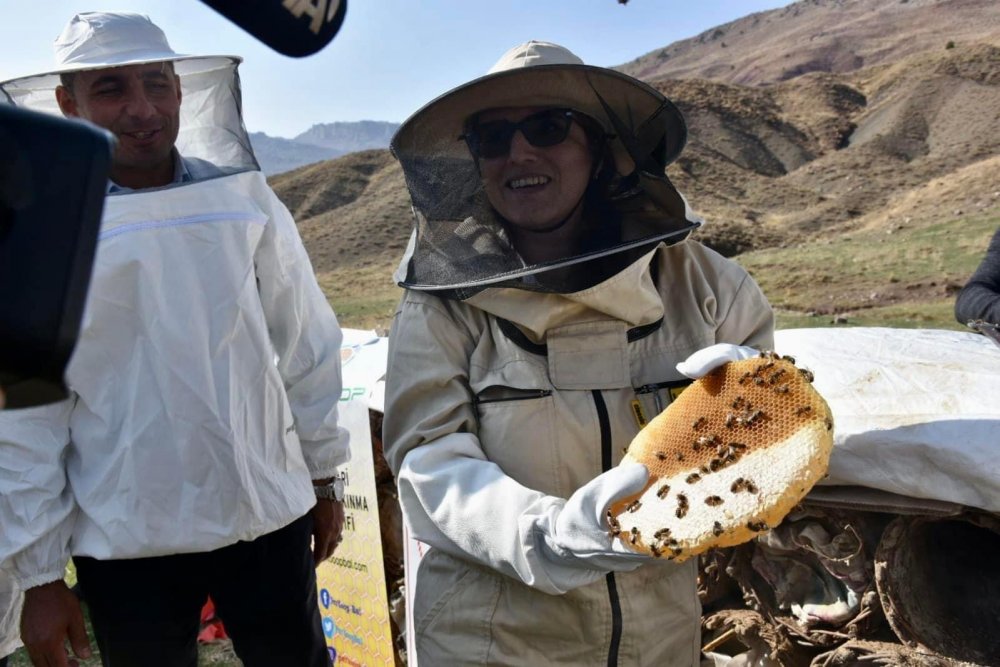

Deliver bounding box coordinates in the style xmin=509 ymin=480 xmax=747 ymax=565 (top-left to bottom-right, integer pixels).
xmin=611 ymin=353 xmax=834 ymax=561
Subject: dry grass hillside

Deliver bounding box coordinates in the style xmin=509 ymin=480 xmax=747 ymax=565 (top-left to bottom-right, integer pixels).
xmin=656 ymin=42 xmax=1000 ymax=235
xmin=269 ymin=1 xmax=999 ymax=332
xmin=269 ymin=150 xmax=411 ymax=327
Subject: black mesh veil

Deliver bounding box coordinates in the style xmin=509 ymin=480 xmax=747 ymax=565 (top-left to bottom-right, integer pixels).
xmin=391 ymin=63 xmax=702 ymax=298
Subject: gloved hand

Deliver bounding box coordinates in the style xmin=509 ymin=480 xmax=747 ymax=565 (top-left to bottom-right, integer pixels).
xmin=676 ymin=343 xmax=760 ymax=379
xmin=541 ymin=463 xmax=659 ymax=573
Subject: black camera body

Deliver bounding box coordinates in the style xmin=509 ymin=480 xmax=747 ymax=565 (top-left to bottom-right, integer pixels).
xmin=0 ymin=105 xmax=112 ymax=408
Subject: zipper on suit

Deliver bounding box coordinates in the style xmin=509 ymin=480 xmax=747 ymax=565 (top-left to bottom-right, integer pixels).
xmin=592 ymin=390 xmax=623 ymax=666
xmin=474 ymin=389 xmax=552 ymax=405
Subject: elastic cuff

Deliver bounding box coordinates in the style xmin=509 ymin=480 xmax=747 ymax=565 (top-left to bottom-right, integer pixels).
xmin=17 ymin=570 xmax=65 ymax=591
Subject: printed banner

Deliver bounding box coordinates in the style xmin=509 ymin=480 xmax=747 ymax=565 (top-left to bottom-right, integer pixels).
xmin=315 ymin=330 xmax=393 ymax=666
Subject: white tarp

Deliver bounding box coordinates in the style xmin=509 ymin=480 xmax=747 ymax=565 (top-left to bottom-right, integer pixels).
xmin=340 ymin=328 xmax=389 ymax=404
xmin=774 ymin=327 xmax=1000 ymax=513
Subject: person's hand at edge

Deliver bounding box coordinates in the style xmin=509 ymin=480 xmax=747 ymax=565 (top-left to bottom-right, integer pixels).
xmin=310 ymin=498 xmax=345 ymax=567
xmin=21 ymin=580 xmax=91 ymax=667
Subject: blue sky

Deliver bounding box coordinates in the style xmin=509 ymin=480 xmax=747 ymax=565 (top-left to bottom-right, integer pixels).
xmin=0 ymin=0 xmax=792 ymax=137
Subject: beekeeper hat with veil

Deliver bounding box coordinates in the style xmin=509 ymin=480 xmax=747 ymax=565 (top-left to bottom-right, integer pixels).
xmin=391 ymin=40 xmax=702 ymax=298
xmin=0 ymin=11 xmax=258 ymax=178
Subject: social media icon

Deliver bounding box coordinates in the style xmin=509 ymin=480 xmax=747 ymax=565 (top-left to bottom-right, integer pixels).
xmin=322 ymin=617 xmax=335 ymax=638
xmin=320 ymin=588 xmax=331 ymax=609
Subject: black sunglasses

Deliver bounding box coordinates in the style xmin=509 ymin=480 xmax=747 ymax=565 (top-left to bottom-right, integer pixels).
xmin=462 ymin=108 xmax=580 ymax=160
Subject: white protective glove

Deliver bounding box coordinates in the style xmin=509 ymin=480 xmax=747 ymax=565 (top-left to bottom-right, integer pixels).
xmin=676 ymin=343 xmax=760 ymax=379
xmin=539 ymin=462 xmax=659 ymax=573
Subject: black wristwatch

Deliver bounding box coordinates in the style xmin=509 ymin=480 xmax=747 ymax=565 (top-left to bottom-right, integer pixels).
xmin=314 ymin=477 xmax=345 ymax=502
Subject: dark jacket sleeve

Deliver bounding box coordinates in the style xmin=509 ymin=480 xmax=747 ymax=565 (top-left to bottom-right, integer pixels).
xmin=955 ymin=228 xmax=1000 ymax=326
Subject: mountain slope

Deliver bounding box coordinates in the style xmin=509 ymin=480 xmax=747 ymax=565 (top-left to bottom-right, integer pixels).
xmin=619 ymin=0 xmax=1000 ymax=86
xmin=294 ymin=120 xmax=399 ymax=153
xmin=249 ymin=132 xmax=343 ymax=176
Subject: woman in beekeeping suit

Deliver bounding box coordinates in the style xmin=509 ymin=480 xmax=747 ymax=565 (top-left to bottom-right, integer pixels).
xmin=384 ymin=41 xmax=774 ymax=666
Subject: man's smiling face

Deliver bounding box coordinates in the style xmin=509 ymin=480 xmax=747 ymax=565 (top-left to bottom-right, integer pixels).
xmin=477 ymin=106 xmax=593 ymax=233
xmin=57 ymin=62 xmax=182 ymax=187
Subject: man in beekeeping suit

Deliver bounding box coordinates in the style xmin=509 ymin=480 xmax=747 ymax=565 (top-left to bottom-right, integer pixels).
xmin=0 ymin=12 xmax=348 ymax=667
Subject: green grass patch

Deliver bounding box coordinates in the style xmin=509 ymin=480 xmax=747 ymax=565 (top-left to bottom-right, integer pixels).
xmin=740 ymin=213 xmax=996 ymax=328
xmin=774 ymin=299 xmax=969 ymax=330
xmin=328 ymin=293 xmax=401 ymax=331
xmin=317 ymin=267 xmax=401 ymax=331
xmin=319 ymin=211 xmax=996 ymax=333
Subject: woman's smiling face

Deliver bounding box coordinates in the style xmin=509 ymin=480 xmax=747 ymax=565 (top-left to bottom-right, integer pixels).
xmin=476 ymin=106 xmax=593 ymax=235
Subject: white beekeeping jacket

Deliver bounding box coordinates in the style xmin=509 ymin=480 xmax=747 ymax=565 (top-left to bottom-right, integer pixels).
xmin=0 ymin=10 xmax=348 ymax=594
xmin=0 ymin=171 xmax=350 ymax=589
xmin=0 ymin=567 xmax=22 ymax=659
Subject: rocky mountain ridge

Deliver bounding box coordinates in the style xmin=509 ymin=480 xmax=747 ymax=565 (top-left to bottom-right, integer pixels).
xmin=294 ymin=120 xmax=399 ymax=153
xmin=250 ymin=120 xmax=400 ymax=175
xmin=617 ymin=0 xmax=1000 ymax=85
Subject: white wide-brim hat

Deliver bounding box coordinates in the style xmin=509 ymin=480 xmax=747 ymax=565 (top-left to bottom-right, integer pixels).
xmin=389 ymin=41 xmax=701 ymax=297
xmin=392 ymin=40 xmax=688 ymax=178
xmin=0 ymin=12 xmax=241 ymax=108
